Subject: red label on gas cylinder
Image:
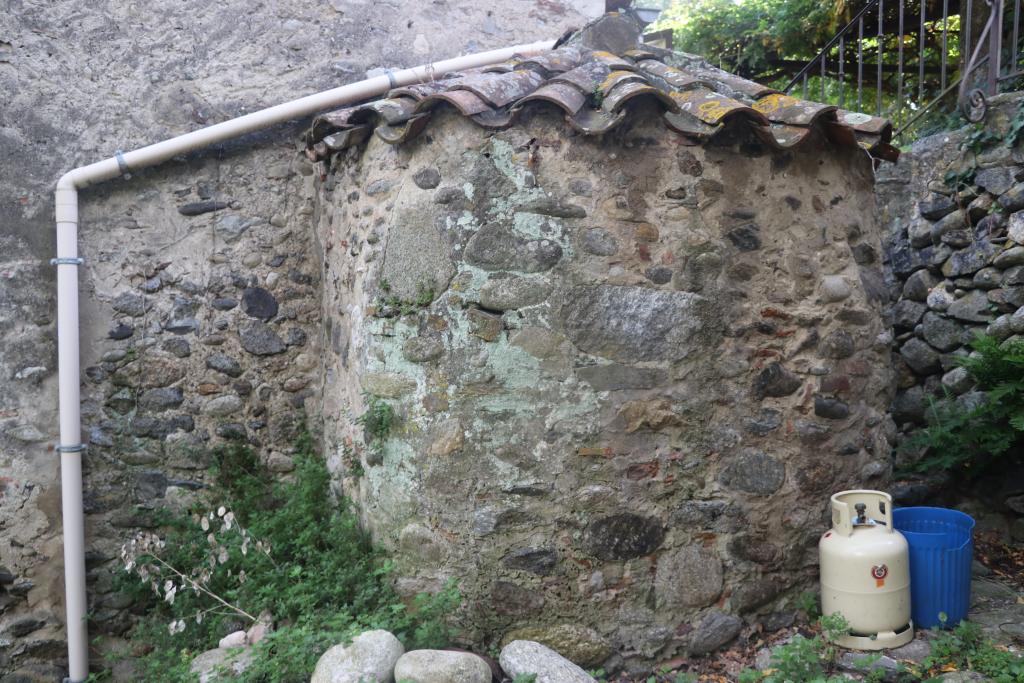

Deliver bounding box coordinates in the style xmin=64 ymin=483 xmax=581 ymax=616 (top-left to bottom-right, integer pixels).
xmin=871 ymin=564 xmax=888 ymax=580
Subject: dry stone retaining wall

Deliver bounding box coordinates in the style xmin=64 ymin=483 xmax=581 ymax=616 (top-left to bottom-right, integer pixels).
xmin=877 ymin=94 xmax=1024 ymax=539
xmin=316 ymin=105 xmax=894 ymax=672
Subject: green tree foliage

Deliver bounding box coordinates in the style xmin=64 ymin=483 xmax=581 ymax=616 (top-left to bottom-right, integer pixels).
xmin=652 ymin=0 xmax=848 ymax=81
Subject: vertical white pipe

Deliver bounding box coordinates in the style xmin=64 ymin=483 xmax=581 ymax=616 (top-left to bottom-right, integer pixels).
xmin=55 ymin=179 xmax=88 ymax=683
xmin=51 ymin=39 xmax=555 ymax=681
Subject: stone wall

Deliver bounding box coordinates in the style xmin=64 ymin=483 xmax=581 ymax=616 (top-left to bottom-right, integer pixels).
xmin=877 ymin=94 xmax=1024 ymax=540
xmin=0 ymin=2 xmax=595 ymax=679
xmin=315 ymin=105 xmax=895 ymax=673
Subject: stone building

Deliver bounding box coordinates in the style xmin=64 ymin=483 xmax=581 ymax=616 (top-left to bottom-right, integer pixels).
xmin=307 ymin=13 xmax=899 ymax=671
xmin=0 ymin=1 xmax=595 ymax=679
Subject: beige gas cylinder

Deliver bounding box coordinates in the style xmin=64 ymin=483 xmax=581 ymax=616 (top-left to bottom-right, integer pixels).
xmin=819 ymin=490 xmax=914 ymax=650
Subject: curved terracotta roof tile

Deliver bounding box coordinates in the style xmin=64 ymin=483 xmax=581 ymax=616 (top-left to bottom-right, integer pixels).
xmin=306 ymin=16 xmax=898 ymax=164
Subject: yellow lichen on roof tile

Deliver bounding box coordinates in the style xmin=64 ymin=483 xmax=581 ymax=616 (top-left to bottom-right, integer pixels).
xmin=305 ymin=12 xmax=897 ymax=163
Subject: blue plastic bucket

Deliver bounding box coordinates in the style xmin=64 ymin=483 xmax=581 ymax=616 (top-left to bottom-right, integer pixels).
xmin=893 ymin=506 xmax=975 ymax=629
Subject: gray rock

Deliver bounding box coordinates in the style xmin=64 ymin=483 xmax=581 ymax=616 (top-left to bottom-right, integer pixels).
xmin=178 ymin=200 xmax=229 ymax=216
xmin=946 ymin=289 xmax=993 ymax=323
xmin=365 ymin=179 xmax=394 ymax=195
xmin=576 ymin=363 xmax=664 ymax=391
xmin=499 ymin=640 xmax=596 ymax=683
xmin=568 ymin=178 xmax=593 ymax=196
xmin=814 ymin=396 xmax=850 ymax=420
xmin=518 ymin=197 xmax=587 ymax=218
xmin=202 ymin=395 xmax=243 ymax=417
xmin=752 ymin=363 xmax=801 ymax=398
xmin=988 ymin=313 xmax=1014 ymax=340
xmin=311 ymin=630 xmax=404 ymax=683
xmin=393 ymin=650 xmax=491 ymax=683
xmin=941 ymin=367 xmax=974 ymax=395
xmin=794 ymin=419 xmax=831 ymax=443
xmin=972 ymin=266 xmax=1002 ymax=289
xmin=1002 ymin=265 xmax=1024 ymax=286
xmin=215 ymin=215 xmax=256 ymax=242
xmin=162 ymin=337 xmax=191 ymax=358
xmin=503 ymin=547 xmax=558 ymax=575
xmin=380 ymin=212 xmax=455 ymax=302
xmin=583 ymin=513 xmax=664 ymax=561
xmin=562 ymin=285 xmax=717 ymax=363
xmin=241 ymin=287 xmax=278 ymax=320
xmin=109 ymin=321 xmax=134 ymax=339
xmin=922 ymin=312 xmax=966 ymax=351
xmin=943 ymin=241 xmax=999 ymax=277
xmin=930 ymin=210 xmax=967 ymax=244
xmin=744 ymin=408 xmax=782 ymax=435
xmin=164 ymin=315 xmax=200 ymax=334
xmin=411 ymin=167 xmax=441 ymax=190
xmin=919 ymin=195 xmax=957 ymax=220
xmin=820 ymin=330 xmax=856 ymax=359
xmin=654 ymin=545 xmax=723 ymax=609
xmin=362 ymin=372 xmax=416 ymax=398
xmin=112 ymin=292 xmax=149 ymax=317
xmin=206 ymin=353 xmax=243 ymax=377
xmin=671 ymin=501 xmax=745 ymax=532
xmin=908 ymin=217 xmax=933 ymax=248
xmin=892 ymin=299 xmax=926 ymax=328
xmin=820 ymin=275 xmax=851 ymax=302
xmin=941 ymin=228 xmax=973 ymax=248
xmin=479 ymin=275 xmax=551 ymax=311
xmin=900 ymin=338 xmax=941 ymax=375
xmin=839 ymin=652 xmax=900 ymax=679
xmin=239 ymin=321 xmax=286 ymax=355
xmin=927 ymin=285 xmax=955 ymax=312
xmin=401 ymin=336 xmax=444 ymax=363
xmin=726 ymin=223 xmax=761 ymax=251
xmin=977 ymin=167 xmax=1016 ymax=195
xmin=686 ymin=611 xmax=743 ymax=655
xmin=885 ymin=638 xmax=931 ymax=665
xmin=139 ymin=387 xmax=184 ymax=411
xmin=998 ymin=182 xmax=1024 ymax=212
xmin=581 ymin=227 xmax=618 ymax=256
xmin=644 ymin=266 xmax=673 ymax=285
xmin=903 ymin=269 xmax=940 ymax=301
xmin=994 ymin=245 xmax=1024 ymax=268
xmin=190 ymin=647 xmax=253 ymax=683
xmin=1009 ymin=209 xmax=1024 ymax=244
xmin=719 ymin=450 xmax=785 ymax=495
xmin=466 ymin=224 xmax=563 ymax=273
xmin=851 ymin=243 xmax=877 ymax=265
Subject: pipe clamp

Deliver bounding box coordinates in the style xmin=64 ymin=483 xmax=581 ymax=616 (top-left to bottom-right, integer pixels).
xmin=115 ymin=150 xmax=131 ymax=177
xmin=385 ymin=69 xmax=397 ymax=88
xmin=50 ymin=257 xmax=85 ymax=267
xmin=55 ymin=444 xmax=86 ymax=453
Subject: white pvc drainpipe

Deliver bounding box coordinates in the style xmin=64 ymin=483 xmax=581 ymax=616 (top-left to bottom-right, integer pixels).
xmin=53 ymin=38 xmax=553 ymax=682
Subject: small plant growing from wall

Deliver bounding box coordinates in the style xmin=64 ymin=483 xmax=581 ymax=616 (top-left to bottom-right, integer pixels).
xmin=356 ymin=393 xmax=396 ymax=463
xmin=374 ymin=279 xmax=436 ymax=317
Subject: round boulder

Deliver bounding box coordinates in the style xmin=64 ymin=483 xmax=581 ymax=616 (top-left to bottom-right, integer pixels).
xmin=392 ymin=650 xmax=490 ymax=683
xmin=311 ymin=629 xmax=404 ymax=683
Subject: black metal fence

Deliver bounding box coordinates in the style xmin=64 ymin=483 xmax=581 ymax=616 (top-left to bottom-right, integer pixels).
xmin=783 ymin=0 xmax=1024 ymax=139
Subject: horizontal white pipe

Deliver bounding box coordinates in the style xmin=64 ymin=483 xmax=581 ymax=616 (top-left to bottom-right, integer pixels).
xmin=53 ymin=39 xmax=554 ymax=682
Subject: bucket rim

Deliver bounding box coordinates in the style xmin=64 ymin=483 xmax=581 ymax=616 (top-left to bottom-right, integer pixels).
xmin=893 ymin=506 xmax=974 ymax=551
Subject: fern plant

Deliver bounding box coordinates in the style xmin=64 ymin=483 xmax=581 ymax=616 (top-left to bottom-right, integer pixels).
xmin=899 ymin=334 xmax=1024 ymax=477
